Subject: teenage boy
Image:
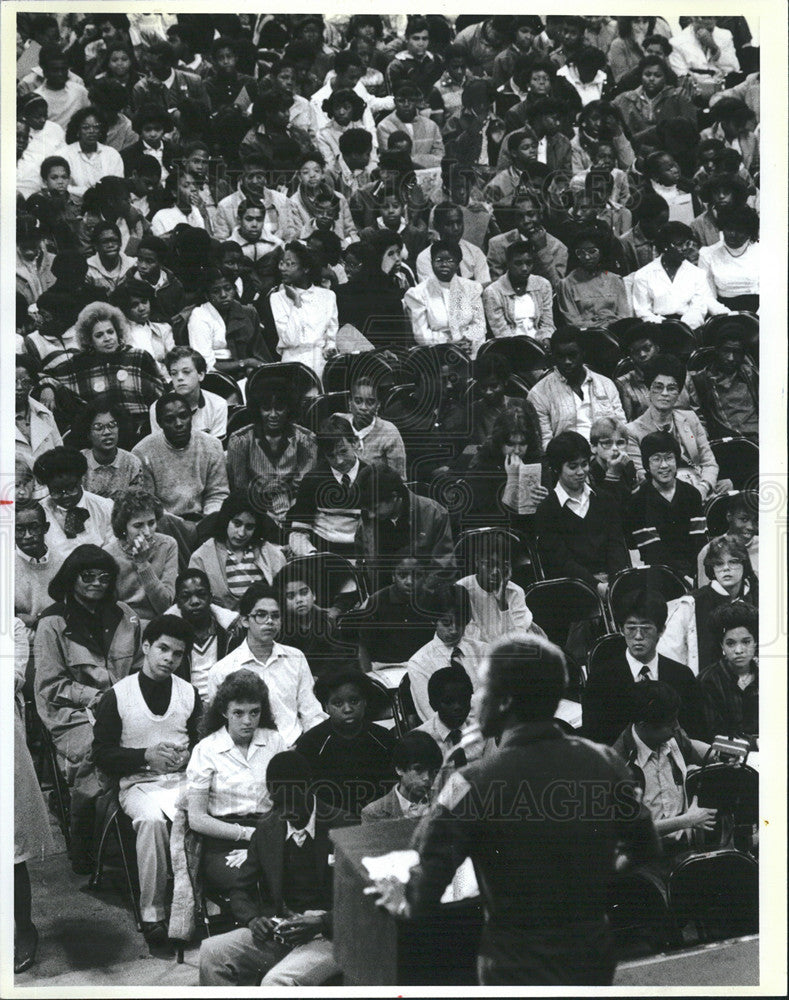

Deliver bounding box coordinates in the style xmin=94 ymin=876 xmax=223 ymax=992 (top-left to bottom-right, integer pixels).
xmin=214 ymin=153 xmax=294 ymax=243
xmin=588 ymin=416 xmax=639 ymax=512
xmin=407 ymin=580 xmax=485 ymax=722
xmin=206 ymin=583 xmax=326 ymax=743
xmin=457 ymin=532 xmax=534 ymax=643
xmin=612 ymin=681 xmax=715 ymax=853
xmin=626 ymin=431 xmax=707 ymax=582
xmin=415 ymin=201 xmax=490 ymax=283
xmin=413 ymin=664 xmax=474 ymax=756
xmin=361 ymin=731 xmax=443 ymax=822
xmin=149 ymin=346 xmax=228 ymax=437
xmin=133 ymin=393 xmax=229 ymax=519
xmin=26 ymin=155 xmax=81 ymax=250
xmin=93 ymin=615 xmax=202 ymax=949
xmin=288 ymin=415 xmax=368 ymax=559
xmin=228 ymin=200 xmax=285 ymax=263
xmin=583 ymin=590 xmax=704 ymax=745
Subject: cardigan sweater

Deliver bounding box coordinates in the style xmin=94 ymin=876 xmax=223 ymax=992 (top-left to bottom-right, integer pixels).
xmin=133 ymin=430 xmax=229 ymax=518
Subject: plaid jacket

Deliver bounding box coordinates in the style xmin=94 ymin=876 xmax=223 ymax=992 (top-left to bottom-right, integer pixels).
xmin=41 ymin=345 xmax=165 ymax=418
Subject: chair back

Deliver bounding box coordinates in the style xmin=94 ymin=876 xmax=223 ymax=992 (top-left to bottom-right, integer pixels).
xmin=477 ymin=336 xmax=548 ymax=383
xmin=396 ymin=674 xmax=422 ymax=733
xmin=607 ymin=566 xmax=689 ymax=627
xmin=225 ymin=406 xmax=252 ymax=438
xmin=710 ymin=438 xmax=759 ymax=490
xmin=364 ymin=674 xmax=404 ymax=737
xmin=302 ymin=392 xmax=350 ymax=433
xmin=577 ymin=326 xmax=621 ymax=378
xmin=704 ymin=489 xmax=758 ymax=538
xmin=586 ymin=632 xmax=627 ymax=679
xmin=202 ymin=371 xmax=243 ymax=405
xmin=667 ymin=849 xmax=758 ymax=939
xmin=524 ymin=578 xmax=607 ymax=646
xmin=285 ymin=552 xmax=367 ymax=609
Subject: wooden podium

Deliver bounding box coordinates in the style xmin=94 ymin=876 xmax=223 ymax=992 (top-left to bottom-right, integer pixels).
xmin=331 ymin=819 xmax=482 ymax=986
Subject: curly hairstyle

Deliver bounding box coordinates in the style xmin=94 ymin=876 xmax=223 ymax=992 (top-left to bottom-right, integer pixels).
xmin=71 ymin=395 xmax=132 ymax=450
xmin=200 ymin=668 xmax=277 ymax=738
xmin=65 ymin=105 xmax=107 ymax=145
xmin=110 ymin=488 xmax=164 ymax=539
xmin=75 ymin=301 xmax=128 ymax=353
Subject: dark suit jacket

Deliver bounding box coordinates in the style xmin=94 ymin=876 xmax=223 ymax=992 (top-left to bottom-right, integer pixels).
xmin=360 ymin=786 xmax=405 ymax=824
xmin=228 ymin=803 xmax=358 ymax=934
xmin=121 ymin=139 xmax=176 ymax=177
xmin=583 ymin=651 xmax=705 ymax=745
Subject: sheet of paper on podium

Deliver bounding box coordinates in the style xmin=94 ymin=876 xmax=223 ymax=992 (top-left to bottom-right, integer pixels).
xmin=362 ymin=851 xmax=479 ymax=903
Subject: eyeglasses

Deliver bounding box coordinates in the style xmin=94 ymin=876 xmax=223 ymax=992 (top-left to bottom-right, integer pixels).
xmin=78 ymin=570 xmax=112 ymax=584
xmin=623 ymin=624 xmax=657 ymax=636
xmin=92 ymin=421 xmax=118 ymax=432
xmin=248 ymin=610 xmax=281 ymax=624
xmin=651 ymin=382 xmax=680 ymax=395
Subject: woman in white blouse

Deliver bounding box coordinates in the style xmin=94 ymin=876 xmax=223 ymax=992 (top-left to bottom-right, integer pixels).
xmin=698 ymin=205 xmax=759 ymax=312
xmin=63 ymin=106 xmax=123 ymax=199
xmin=269 ymin=241 xmax=338 ymax=379
xmin=112 ymin=279 xmax=174 ymax=379
xmin=642 ymin=151 xmax=698 ymax=225
xmin=632 ymin=222 xmax=730 ymax=329
xmin=186 ymin=669 xmax=287 ymax=893
xmin=403 ymin=240 xmax=486 ymax=358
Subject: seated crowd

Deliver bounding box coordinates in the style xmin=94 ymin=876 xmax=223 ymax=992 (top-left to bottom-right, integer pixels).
xmin=14 ymin=11 xmax=760 ymax=984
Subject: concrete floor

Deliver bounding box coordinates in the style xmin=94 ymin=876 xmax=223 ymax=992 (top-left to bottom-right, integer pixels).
xmin=16 ymin=819 xmax=199 ymax=988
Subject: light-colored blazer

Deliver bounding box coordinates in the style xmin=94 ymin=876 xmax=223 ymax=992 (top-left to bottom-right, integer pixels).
xmin=625 ymin=407 xmax=719 ymax=489
xmin=482 ymin=273 xmax=555 ymax=343
xmin=403 ymin=275 xmax=486 ymax=358
xmin=528 ymin=367 xmax=626 ymax=449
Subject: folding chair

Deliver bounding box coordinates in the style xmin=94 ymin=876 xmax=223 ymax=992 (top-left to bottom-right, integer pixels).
xmin=247 ymin=362 xmax=323 ymax=407
xmin=613 ymin=357 xmax=633 ymax=379
xmin=705 ymin=489 xmax=759 ymax=539
xmin=686 ymin=346 xmax=716 ymax=374
xmin=607 ymin=865 xmax=680 ymax=954
xmin=586 ymin=632 xmax=626 ymax=679
xmin=577 ymin=326 xmax=622 ymax=379
xmin=710 ymin=438 xmax=759 ymax=490
xmin=38 ymin=724 xmax=72 ymax=851
xmin=685 ymin=760 xmax=759 ymax=853
xmin=285 ymin=552 xmax=368 ymax=611
xmin=89 ymin=787 xmax=143 ymax=933
xmin=654 ymin=320 xmax=698 ymax=362
xmin=667 ymin=849 xmax=758 ymax=942
xmin=607 ymin=565 xmax=689 ymax=628
xmin=699 ymin=312 xmax=759 ymax=357
xmin=453 ymin=526 xmax=541 ymax=590
xmin=366 ymin=673 xmax=404 ymax=738
xmin=302 ymin=392 xmax=350 ymax=433
xmin=202 ymin=371 xmax=243 ymax=406
xmin=476 ymin=336 xmax=549 ymax=384
xmin=396 ymin=674 xmax=422 ymax=734
xmin=525 ymin=578 xmax=609 ymax=646
xmin=225 ymin=405 xmax=252 ymax=438
xmin=321 ymin=354 xmax=353 ymax=394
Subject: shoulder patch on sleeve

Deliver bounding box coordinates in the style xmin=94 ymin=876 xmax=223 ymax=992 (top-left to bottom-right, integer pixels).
xmin=437 ymin=771 xmax=472 ymax=813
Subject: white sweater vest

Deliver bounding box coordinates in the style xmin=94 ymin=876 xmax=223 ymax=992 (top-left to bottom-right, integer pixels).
xmin=114 ymin=673 xmax=195 ymax=789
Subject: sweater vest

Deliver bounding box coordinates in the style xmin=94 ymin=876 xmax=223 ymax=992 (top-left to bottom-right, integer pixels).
xmin=114 ymin=673 xmax=195 ymax=790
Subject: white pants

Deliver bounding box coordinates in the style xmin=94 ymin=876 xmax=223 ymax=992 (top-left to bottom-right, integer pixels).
xmin=119 ymin=776 xmax=185 ymax=922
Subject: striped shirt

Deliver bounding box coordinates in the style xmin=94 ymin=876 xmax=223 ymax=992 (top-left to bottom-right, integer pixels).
xmin=225 ymin=547 xmax=265 ymax=600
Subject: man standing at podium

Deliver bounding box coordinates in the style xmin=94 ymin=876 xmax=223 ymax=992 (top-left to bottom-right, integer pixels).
xmin=368 ymin=633 xmax=660 ymax=985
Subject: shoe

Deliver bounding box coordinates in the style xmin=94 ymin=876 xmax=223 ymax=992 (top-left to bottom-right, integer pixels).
xmin=14 ymin=924 xmax=38 ymax=974
xmin=142 ymin=921 xmax=171 ymax=951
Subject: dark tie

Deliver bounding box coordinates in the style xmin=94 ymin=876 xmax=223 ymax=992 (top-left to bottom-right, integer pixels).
xmin=446 ymin=730 xmax=467 ymax=767
xmin=450 ymin=647 xmax=464 ymax=671
xmin=638 ymin=665 xmax=651 ymax=682
xmin=63 ymin=507 xmax=90 ymax=539
xmin=341 ymin=474 xmax=351 ymax=490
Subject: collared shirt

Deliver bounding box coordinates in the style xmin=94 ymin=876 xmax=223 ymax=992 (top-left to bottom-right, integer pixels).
xmin=81 ymin=447 xmax=144 ymax=499
xmin=187 ymin=301 xmax=229 ymax=371
xmin=150 ymin=389 xmax=228 ymax=439
xmin=64 ymin=142 xmax=124 ymax=197
xmin=457 ymin=574 xmax=533 ymax=644
xmin=151 ymin=204 xmax=205 ymax=237
xmin=559 ymin=368 xmax=594 ymax=439
xmin=15 ymin=547 xmax=50 ymax=567
xmin=286 ymin=804 xmax=317 ymax=846
xmin=187 ymin=725 xmax=287 ymax=818
xmin=632 ymin=257 xmax=728 ymax=329
xmin=415 ymin=239 xmax=490 ymax=285
xmin=650 ymin=181 xmax=695 ymax=225
xmin=394 ymin=786 xmax=431 ymax=819
xmin=228 ymin=226 xmax=283 ymax=262
xmin=631 ymin=726 xmax=687 ymax=840
xmin=330 ymin=459 xmax=360 ymax=486
xmin=626 ymin=649 xmax=659 ymax=683
xmin=698 ymin=241 xmax=759 ymax=299
xmin=554 ymin=481 xmax=593 ymax=519
xmin=408 ymin=634 xmax=486 ymax=722
xmin=206 ymin=640 xmax=326 ymax=745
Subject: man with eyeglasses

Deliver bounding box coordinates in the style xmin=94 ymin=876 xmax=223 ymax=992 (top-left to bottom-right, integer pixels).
xmin=206 ymin=582 xmax=326 ymax=745
xmin=582 ymin=589 xmax=705 ymax=745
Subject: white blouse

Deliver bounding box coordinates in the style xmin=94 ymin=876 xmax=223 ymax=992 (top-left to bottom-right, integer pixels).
xmin=151 ymin=204 xmax=206 ymax=237
xmin=269 ymin=284 xmax=338 ymax=378
xmin=698 ymin=241 xmax=760 ymax=299
xmin=64 ymin=142 xmax=124 ymax=197
xmin=631 ymin=257 xmax=730 ymax=329
xmin=188 ymin=301 xmax=229 ymax=371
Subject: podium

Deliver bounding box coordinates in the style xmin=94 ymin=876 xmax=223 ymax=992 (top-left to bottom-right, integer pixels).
xmin=331 ymin=819 xmax=482 ymax=986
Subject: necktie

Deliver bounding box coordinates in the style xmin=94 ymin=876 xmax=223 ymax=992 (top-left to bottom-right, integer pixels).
xmin=446 ymin=730 xmax=467 ymax=767
xmin=638 ymin=665 xmax=651 ymax=682
xmin=447 ymin=728 xmax=462 ymax=746
xmin=450 ymin=647 xmax=464 ymax=671
xmin=341 ymin=474 xmax=351 ymax=490
xmin=63 ymin=507 xmax=90 ymax=539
